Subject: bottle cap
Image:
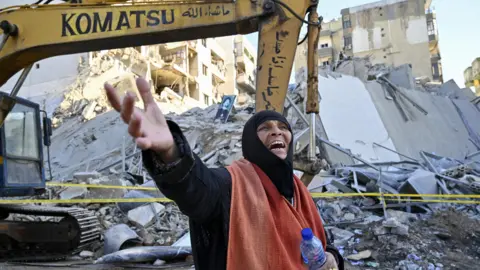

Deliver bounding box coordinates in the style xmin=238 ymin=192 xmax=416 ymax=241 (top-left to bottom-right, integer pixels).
xmin=301 ymin=228 xmax=313 ymax=240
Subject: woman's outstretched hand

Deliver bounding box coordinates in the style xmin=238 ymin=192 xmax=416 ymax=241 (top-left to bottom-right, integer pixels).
xmin=104 ymin=77 xmax=179 ymax=163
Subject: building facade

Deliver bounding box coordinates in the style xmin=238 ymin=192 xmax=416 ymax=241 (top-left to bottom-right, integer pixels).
xmin=216 ymin=35 xmax=257 ymax=104
xmin=138 ymin=38 xmax=227 ymax=107
xmin=295 ymin=0 xmax=442 ymax=83
xmin=294 ymin=19 xmax=344 ymax=73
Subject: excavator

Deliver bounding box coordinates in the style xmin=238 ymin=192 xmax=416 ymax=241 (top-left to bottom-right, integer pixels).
xmin=0 ymin=0 xmax=323 ymax=261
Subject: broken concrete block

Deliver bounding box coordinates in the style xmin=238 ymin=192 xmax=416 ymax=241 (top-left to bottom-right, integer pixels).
xmin=373 ymin=225 xmax=389 ymax=236
xmin=362 ymin=215 xmax=383 ymax=224
xmin=399 ymin=169 xmax=438 ymax=201
xmin=127 ymin=203 xmax=165 ymax=228
xmin=382 ymin=217 xmax=401 ymax=228
xmin=344 ymin=213 xmax=356 ymax=221
xmin=82 ymin=101 xmax=97 ymax=121
xmin=346 ymin=250 xmax=372 ymax=261
xmin=329 ymin=227 xmax=354 ymax=246
xmin=386 ymin=210 xmax=418 ymax=224
xmin=87 ymin=176 xmax=128 ymax=200
xmin=73 ymin=171 xmax=101 ymax=181
xmin=391 ymin=223 xmax=409 ymax=236
xmin=59 ymin=187 xmax=88 ymax=200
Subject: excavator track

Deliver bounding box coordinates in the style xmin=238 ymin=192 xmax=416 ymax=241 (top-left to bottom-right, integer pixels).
xmin=0 ymin=204 xmax=101 ymax=262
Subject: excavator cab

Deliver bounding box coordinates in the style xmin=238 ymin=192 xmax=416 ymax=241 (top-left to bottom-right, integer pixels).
xmin=0 ymin=92 xmax=51 ymax=197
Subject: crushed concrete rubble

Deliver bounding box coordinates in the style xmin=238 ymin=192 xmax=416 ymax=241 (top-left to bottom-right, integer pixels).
xmin=318 ymin=197 xmax=480 ymax=269
xmin=14 ymin=50 xmax=480 ymax=268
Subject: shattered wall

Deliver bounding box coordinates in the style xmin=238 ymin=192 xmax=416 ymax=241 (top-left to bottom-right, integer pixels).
xmin=347 ymin=0 xmax=432 ymax=79
xmin=317 ymin=73 xmax=401 ymax=163
xmin=366 ymin=82 xmax=480 ymax=160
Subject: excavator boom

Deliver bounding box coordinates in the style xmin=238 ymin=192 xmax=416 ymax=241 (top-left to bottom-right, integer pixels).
xmin=0 ymin=0 xmax=315 ymax=113
xmin=0 ymin=0 xmax=322 ymax=261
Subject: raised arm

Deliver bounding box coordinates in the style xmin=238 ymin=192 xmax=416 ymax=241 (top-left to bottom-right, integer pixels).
xmin=142 ymin=120 xmax=231 ymax=223
xmin=104 ymin=77 xmax=230 ymax=223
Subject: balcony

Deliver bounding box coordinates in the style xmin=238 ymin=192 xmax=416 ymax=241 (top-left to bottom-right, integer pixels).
xmin=211 ymin=61 xmax=226 ymax=83
xmin=236 ymin=72 xmax=255 ymax=94
xmin=235 ymin=46 xmax=255 ymax=70
xmin=428 ymin=33 xmax=438 ymax=42
xmin=318 ymin=47 xmax=333 ymax=58
xmin=207 ymin=39 xmax=226 ymax=62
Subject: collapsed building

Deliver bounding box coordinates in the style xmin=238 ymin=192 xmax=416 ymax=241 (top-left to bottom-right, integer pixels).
xmin=3 ymin=46 xmax=480 ymax=269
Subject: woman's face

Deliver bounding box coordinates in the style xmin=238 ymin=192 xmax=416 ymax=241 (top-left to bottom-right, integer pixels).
xmin=256 ymin=120 xmax=292 ymax=159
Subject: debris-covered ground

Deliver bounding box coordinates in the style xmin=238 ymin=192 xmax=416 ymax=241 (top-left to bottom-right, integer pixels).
xmin=4 ymin=51 xmax=480 ymax=269
xmin=319 ymin=198 xmax=480 ymax=270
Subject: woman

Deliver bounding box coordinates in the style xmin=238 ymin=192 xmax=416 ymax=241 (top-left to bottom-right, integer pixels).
xmin=104 ymin=78 xmax=343 ymax=270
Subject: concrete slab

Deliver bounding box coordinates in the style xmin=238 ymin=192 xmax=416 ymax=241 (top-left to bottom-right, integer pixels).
xmin=437 ymin=79 xmax=461 ymax=97
xmin=386 ymin=64 xmax=415 ymax=90
xmin=127 ymin=203 xmax=165 ymax=228
xmin=399 ymin=169 xmax=438 ymax=200
xmin=451 ymin=99 xmax=480 ymax=146
xmin=318 ymin=74 xmax=400 ymax=163
xmin=365 ymin=82 xmax=478 ymax=160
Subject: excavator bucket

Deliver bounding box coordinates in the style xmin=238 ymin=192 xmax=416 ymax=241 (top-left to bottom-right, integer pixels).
xmin=0 ymin=95 xmax=16 ymax=127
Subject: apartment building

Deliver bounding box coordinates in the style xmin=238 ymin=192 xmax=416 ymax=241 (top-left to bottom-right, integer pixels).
xmin=140 ymin=38 xmax=227 ymax=107
xmin=295 ymin=0 xmax=442 ymax=83
xmin=294 ymin=19 xmax=344 ymax=73
xmin=216 ymin=35 xmax=257 ymax=104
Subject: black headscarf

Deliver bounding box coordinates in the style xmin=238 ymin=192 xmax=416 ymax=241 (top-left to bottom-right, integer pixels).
xmin=242 ymin=110 xmax=294 ymax=199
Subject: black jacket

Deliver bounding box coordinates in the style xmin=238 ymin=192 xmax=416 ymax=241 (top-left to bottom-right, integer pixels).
xmin=142 ymin=120 xmax=344 ymax=270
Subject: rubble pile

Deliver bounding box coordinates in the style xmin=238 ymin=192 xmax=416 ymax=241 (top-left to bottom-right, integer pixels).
xmin=32 ymin=52 xmax=480 ymax=268
xmin=311 ymin=151 xmax=480 ymax=199
xmin=318 ymin=198 xmax=480 ymax=269
xmin=48 ymin=102 xmax=257 ymax=180
xmin=52 ymin=53 xmax=118 ymax=127
xmin=31 ymin=171 xmax=191 ymax=265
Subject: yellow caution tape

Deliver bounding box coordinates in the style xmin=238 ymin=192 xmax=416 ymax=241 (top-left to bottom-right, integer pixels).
xmin=47 ymin=182 xmax=158 ymax=191
xmin=0 ymin=197 xmax=478 ymax=205
xmin=45 ymin=183 xmax=480 ymax=199
xmin=381 ymin=198 xmax=480 ymax=205
xmin=310 ymin=192 xmax=480 ymax=199
xmin=0 ymin=198 xmax=172 ymax=204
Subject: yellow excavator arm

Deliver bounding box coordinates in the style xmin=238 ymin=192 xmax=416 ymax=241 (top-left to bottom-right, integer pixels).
xmin=0 ymin=0 xmax=320 ymax=113
xmin=0 ymin=0 xmax=322 ymax=175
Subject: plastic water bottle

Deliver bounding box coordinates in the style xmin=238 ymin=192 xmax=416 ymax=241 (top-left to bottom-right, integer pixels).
xmin=300 ymin=228 xmax=327 ymax=269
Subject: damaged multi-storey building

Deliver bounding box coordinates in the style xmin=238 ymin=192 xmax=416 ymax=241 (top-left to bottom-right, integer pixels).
xmin=216 ymin=35 xmax=257 ymax=104
xmin=131 ymin=38 xmax=228 ymax=107
xmin=0 ymin=23 xmax=256 ymax=115
xmin=295 ymin=0 xmax=442 ymax=83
